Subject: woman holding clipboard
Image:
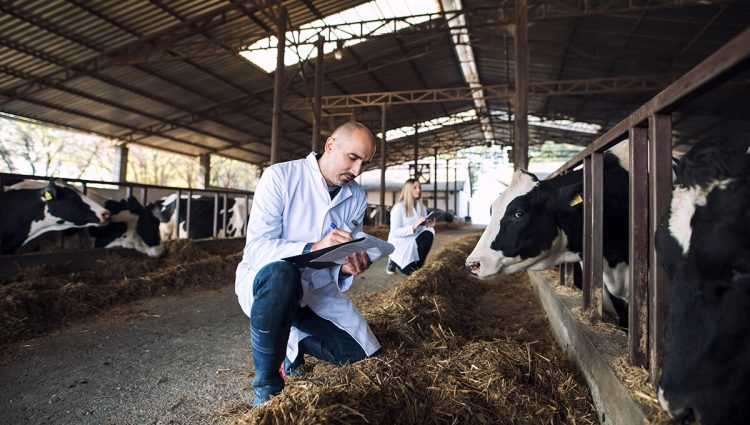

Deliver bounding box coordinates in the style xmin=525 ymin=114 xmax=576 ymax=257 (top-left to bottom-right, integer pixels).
xmin=386 ymin=178 xmax=436 ymax=275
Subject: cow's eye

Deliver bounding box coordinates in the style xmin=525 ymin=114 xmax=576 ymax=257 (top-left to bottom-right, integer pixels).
xmin=513 ymin=210 xmax=524 ymax=219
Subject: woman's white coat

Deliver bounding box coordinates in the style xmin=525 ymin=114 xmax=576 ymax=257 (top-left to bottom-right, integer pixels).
xmin=387 ymin=200 xmax=434 ymax=268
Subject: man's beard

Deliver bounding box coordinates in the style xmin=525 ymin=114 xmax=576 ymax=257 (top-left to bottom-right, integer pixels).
xmin=338 ymin=172 xmax=355 ymax=184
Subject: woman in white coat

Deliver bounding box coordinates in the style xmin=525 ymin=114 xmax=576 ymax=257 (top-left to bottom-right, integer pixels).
xmin=387 ymin=178 xmax=435 ymax=275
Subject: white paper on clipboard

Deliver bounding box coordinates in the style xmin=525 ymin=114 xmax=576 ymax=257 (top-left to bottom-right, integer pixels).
xmin=311 ymin=232 xmax=394 ymax=265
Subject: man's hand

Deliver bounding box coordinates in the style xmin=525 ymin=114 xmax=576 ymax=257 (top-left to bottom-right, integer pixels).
xmin=312 ymin=229 xmax=353 ymax=251
xmin=341 ymin=251 xmax=371 ymax=276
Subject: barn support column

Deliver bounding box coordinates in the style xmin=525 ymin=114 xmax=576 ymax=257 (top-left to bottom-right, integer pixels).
xmin=312 ymin=35 xmax=324 ymax=153
xmin=270 ymin=7 xmax=287 ymax=165
xmin=513 ymin=0 xmax=529 ymax=170
xmin=445 ymin=158 xmax=449 ymax=212
xmin=199 ymin=154 xmax=211 ymax=189
xmin=433 ymin=148 xmax=438 ymax=209
xmin=413 ymin=124 xmax=419 ymax=178
xmin=453 ymin=162 xmax=458 ymax=214
xmin=379 ymin=104 xmax=388 ymax=225
xmin=114 ymin=144 xmax=128 ymax=182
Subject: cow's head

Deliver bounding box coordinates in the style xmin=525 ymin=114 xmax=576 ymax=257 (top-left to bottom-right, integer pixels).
xmin=466 ymin=169 xmax=582 ymax=278
xmin=39 ymin=180 xmax=111 ymax=226
xmin=98 ymin=197 xmax=164 ymax=257
xmin=655 ymin=138 xmax=750 ymax=425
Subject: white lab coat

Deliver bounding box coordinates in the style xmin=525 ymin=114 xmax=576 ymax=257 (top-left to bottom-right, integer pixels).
xmin=235 ymin=153 xmax=380 ymax=361
xmin=387 ymin=201 xmax=435 ymax=268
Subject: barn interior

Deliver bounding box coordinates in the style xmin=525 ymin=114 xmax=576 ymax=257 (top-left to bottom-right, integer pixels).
xmin=1 ymin=1 xmax=749 ymax=424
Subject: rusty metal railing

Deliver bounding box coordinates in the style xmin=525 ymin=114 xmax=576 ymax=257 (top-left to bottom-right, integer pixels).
xmin=550 ymin=28 xmax=750 ymax=384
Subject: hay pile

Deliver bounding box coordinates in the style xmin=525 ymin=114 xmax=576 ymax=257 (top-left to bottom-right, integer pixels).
xmin=231 ymin=235 xmax=596 ymax=424
xmin=0 ymin=240 xmax=242 ymax=344
xmin=363 ymin=225 xmax=390 ymax=241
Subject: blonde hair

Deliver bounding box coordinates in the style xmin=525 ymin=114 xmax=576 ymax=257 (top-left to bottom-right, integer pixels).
xmin=398 ymin=178 xmax=421 ymax=217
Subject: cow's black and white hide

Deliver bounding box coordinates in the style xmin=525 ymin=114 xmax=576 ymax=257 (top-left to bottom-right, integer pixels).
xmin=655 ymin=138 xmax=750 ymax=425
xmin=17 ymin=195 xmax=164 ymax=258
xmin=466 ymin=141 xmax=631 ymax=326
xmin=153 ymin=194 xmax=250 ymax=240
xmin=90 ymin=197 xmax=163 ymax=257
xmin=0 ymin=180 xmax=110 ymax=255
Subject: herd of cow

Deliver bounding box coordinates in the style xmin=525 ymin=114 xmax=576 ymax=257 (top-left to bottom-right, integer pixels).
xmin=0 ymin=181 xmax=250 ymax=257
xmin=467 ymin=137 xmax=749 ymax=425
xmin=0 ymin=137 xmax=746 ymax=424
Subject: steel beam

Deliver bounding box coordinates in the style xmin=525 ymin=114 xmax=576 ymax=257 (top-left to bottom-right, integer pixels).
xmin=284 ymin=75 xmax=674 ymax=110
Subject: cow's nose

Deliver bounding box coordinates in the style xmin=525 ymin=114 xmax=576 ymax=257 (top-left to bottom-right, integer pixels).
xmin=669 ymin=406 xmax=695 ymax=424
xmin=465 ymin=261 xmax=480 ymax=275
xmin=100 ymin=211 xmax=111 ymax=223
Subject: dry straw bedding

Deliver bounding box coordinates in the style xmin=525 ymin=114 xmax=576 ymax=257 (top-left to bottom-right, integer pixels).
xmin=233 ymin=235 xmax=597 ymax=424
xmin=0 ymin=240 xmax=242 ymax=344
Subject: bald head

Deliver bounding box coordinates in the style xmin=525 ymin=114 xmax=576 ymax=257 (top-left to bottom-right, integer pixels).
xmin=318 ymin=121 xmax=377 ymax=187
xmin=330 ymin=121 xmax=377 ymax=149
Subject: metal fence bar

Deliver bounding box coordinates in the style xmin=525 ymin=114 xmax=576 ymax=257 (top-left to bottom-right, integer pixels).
xmin=584 ymin=153 xmax=604 ymax=323
xmin=583 ymin=156 xmax=593 ymax=311
xmin=186 ymin=190 xmax=192 ymax=240
xmin=213 ymin=193 xmax=219 ymax=239
xmin=629 ymin=127 xmax=649 ymax=367
xmin=243 ymin=194 xmax=250 ymax=237
xmin=648 ymin=113 xmax=673 ymax=385
xmin=222 ymin=193 xmax=228 ymax=238
xmin=175 ymin=190 xmax=181 ymax=239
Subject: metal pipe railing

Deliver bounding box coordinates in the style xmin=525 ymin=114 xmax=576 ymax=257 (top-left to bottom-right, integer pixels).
xmin=0 ymin=172 xmax=254 ymax=242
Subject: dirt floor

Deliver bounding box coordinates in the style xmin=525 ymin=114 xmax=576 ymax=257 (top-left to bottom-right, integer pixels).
xmin=0 ymin=224 xmax=501 ymax=424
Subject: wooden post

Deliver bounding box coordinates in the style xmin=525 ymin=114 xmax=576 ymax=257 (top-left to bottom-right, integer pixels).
xmin=584 ymin=153 xmax=603 ymax=322
xmin=648 ymin=113 xmax=673 ymax=385
xmin=270 ymin=7 xmax=287 ymax=165
xmin=433 ymin=148 xmax=438 ymax=210
xmin=312 ymin=35 xmax=324 ymax=153
xmin=513 ymin=0 xmax=529 ymax=170
xmin=413 ymin=124 xmax=419 ymax=178
xmin=629 ymin=128 xmax=649 ymax=367
xmin=453 ymin=163 xmax=458 ymax=214
xmin=114 ymin=144 xmax=128 ymax=182
xmin=199 ymin=154 xmax=210 ymax=189
xmin=379 ymin=104 xmax=387 ymax=225
xmin=445 ymin=158 xmax=449 ymax=212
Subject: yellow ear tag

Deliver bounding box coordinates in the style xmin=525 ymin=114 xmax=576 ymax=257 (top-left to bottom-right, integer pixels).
xmin=569 ymin=194 xmax=583 ymax=207
xmin=43 ymin=191 xmax=53 ymax=201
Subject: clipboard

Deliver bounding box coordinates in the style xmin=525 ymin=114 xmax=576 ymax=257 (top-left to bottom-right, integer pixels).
xmin=282 ymin=233 xmax=394 ymax=269
xmin=282 ymin=237 xmax=365 ymax=269
xmin=425 ymin=210 xmax=441 ymax=221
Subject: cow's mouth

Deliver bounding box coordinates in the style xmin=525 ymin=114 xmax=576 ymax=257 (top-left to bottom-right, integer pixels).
xmin=465 ymin=261 xmax=482 ymax=276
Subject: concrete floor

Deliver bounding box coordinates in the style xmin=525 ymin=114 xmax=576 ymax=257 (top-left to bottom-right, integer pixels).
xmin=0 ymin=225 xmax=483 ymax=425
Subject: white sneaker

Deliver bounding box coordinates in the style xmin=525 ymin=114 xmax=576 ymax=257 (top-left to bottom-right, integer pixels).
xmin=386 ymin=261 xmax=396 ymax=275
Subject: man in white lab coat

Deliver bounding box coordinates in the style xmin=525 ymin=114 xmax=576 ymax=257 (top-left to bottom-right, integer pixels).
xmin=236 ymin=122 xmax=380 ymax=407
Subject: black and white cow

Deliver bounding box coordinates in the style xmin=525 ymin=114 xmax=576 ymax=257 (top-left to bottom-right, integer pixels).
xmin=466 ymin=141 xmax=631 ymax=325
xmin=88 ymin=197 xmax=164 ymax=257
xmin=655 ymin=138 xmax=750 ymax=425
xmin=0 ymin=180 xmax=111 ymax=255
xmin=153 ymin=194 xmax=250 ymax=240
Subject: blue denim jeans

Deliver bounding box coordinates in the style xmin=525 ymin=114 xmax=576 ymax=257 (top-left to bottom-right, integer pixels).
xmin=250 ymin=261 xmax=367 ymax=405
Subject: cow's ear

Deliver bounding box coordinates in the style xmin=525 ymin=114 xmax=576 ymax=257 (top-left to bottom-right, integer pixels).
xmin=126 ymin=196 xmax=143 ymax=212
xmin=42 ymin=181 xmax=57 ymax=202
xmin=556 ymin=183 xmax=584 ymax=212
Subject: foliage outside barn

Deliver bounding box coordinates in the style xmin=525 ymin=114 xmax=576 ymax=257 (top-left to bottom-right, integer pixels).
xmin=1 ymin=114 xmax=259 ymax=191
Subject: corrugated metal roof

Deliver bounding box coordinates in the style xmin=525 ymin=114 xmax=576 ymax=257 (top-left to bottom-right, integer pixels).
xmin=1 ymin=0 xmax=748 ymax=167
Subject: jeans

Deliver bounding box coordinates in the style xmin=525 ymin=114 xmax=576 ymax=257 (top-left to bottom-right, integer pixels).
xmin=250 ymin=260 xmax=367 ymax=406
xmin=401 ymin=231 xmax=434 ymax=275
